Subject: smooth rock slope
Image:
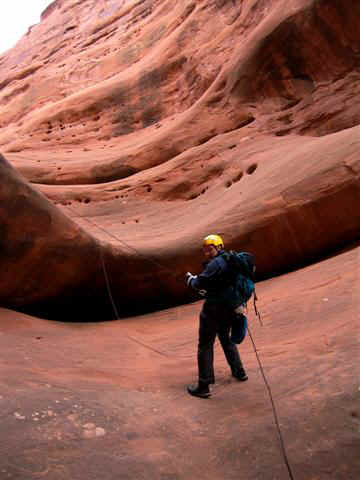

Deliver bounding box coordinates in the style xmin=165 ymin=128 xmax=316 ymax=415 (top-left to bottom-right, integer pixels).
xmin=0 ymin=0 xmax=359 ymax=315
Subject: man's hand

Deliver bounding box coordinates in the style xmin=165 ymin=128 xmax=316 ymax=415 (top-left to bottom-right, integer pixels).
xmin=185 ymin=272 xmax=197 ymax=287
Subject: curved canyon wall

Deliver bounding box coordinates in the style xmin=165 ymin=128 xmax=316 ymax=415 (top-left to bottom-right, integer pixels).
xmin=0 ymin=0 xmax=359 ymax=318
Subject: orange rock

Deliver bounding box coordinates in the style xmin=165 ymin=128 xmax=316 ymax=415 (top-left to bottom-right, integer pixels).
xmin=0 ymin=0 xmax=359 ymax=318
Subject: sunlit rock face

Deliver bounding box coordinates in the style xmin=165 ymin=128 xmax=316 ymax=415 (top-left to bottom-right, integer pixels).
xmin=0 ymin=0 xmax=359 ymax=318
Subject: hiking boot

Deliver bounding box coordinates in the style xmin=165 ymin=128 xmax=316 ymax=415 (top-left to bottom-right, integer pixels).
xmin=187 ymin=383 xmax=211 ymax=398
xmin=232 ymin=371 xmax=248 ymax=382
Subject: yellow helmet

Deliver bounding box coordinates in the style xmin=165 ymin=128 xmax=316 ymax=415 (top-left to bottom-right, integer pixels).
xmin=203 ymin=234 xmax=224 ymax=249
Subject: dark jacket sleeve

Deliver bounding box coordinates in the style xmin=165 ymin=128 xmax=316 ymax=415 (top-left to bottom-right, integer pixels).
xmin=190 ymin=256 xmax=226 ymax=291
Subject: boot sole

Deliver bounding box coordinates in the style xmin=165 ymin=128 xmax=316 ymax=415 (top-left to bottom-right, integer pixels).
xmin=232 ymin=375 xmax=248 ymax=382
xmin=187 ymin=388 xmax=211 ymax=398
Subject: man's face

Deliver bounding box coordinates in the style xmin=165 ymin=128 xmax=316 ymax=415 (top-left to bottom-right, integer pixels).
xmin=203 ymin=244 xmax=219 ymax=259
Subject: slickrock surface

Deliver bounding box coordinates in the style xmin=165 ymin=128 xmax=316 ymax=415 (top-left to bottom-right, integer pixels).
xmin=0 ymin=0 xmax=360 ymax=314
xmin=0 ymin=244 xmax=359 ymax=479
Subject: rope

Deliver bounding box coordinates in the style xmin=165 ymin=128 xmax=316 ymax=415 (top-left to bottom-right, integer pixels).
xmin=61 ymin=204 xmax=171 ymax=356
xmin=99 ymin=248 xmax=120 ymax=319
xmin=253 ymin=290 xmax=263 ymax=326
xmin=101 ymin=234 xmax=171 ymax=356
xmin=247 ymin=326 xmax=295 ymax=480
xmin=63 ymin=203 xmax=294 ymax=479
xmin=63 ymin=203 xmax=181 ymax=281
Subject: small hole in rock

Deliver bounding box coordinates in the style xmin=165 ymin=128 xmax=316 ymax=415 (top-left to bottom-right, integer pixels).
xmin=189 ymin=193 xmax=199 ymax=200
xmin=233 ymin=172 xmax=243 ymax=183
xmin=246 ymin=164 xmax=257 ymax=175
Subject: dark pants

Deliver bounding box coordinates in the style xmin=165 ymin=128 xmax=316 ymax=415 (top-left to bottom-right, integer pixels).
xmin=198 ymin=301 xmax=245 ymax=385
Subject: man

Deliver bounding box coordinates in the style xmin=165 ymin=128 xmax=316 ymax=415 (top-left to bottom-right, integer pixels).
xmin=185 ymin=234 xmax=248 ymax=398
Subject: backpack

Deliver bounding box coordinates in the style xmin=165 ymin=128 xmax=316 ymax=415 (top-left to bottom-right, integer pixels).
xmin=226 ymin=251 xmax=255 ymax=280
xmin=225 ymin=251 xmax=256 ymax=303
xmin=222 ymin=251 xmax=261 ymax=323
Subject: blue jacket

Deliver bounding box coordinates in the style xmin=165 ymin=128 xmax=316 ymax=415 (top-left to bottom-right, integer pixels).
xmin=190 ymin=250 xmax=239 ymax=306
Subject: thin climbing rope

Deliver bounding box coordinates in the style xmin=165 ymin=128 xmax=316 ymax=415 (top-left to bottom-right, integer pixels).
xmin=63 ymin=203 xmax=295 ymax=480
xmin=100 ymin=246 xmax=169 ymax=357
xmin=64 ymin=203 xmax=181 ymax=280
xmin=247 ymin=326 xmax=295 ymax=480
